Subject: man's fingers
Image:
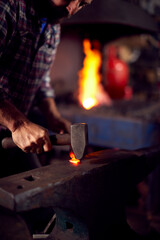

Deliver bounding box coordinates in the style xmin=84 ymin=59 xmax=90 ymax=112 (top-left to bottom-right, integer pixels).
xmin=43 ymin=136 xmax=52 ymax=152
xmin=24 ymin=143 xmax=37 ymax=153
xmin=13 ymin=126 xmax=52 ymax=153
xmin=36 ymin=147 xmax=43 ymax=154
xmin=23 ymin=141 xmax=44 ymax=154
xmin=24 ymin=146 xmax=32 ymax=153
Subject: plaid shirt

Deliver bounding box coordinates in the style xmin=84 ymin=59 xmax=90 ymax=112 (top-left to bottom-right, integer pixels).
xmin=0 ymin=0 xmax=60 ymax=116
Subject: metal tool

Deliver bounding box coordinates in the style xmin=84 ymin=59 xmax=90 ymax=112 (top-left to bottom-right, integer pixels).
xmin=1 ymin=123 xmax=88 ymax=160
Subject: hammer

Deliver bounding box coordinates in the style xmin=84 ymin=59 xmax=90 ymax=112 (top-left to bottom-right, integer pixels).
xmin=1 ymin=123 xmax=88 ymax=160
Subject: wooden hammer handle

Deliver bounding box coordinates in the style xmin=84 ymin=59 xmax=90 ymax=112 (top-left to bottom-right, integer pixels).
xmin=1 ymin=137 xmax=15 ymax=149
xmin=1 ymin=134 xmax=71 ymax=149
xmin=50 ymin=134 xmax=70 ymax=145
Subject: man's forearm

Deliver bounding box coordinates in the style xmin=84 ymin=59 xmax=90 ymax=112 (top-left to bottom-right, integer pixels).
xmin=0 ymin=99 xmax=29 ymax=132
xmin=38 ymin=97 xmax=61 ymax=119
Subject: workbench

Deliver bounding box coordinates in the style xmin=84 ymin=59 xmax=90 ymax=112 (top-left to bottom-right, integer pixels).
xmin=59 ymin=99 xmax=160 ymax=150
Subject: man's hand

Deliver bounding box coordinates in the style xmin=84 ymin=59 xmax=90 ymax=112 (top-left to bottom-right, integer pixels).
xmin=49 ymin=116 xmax=71 ymax=134
xmin=12 ymin=121 xmax=52 ymax=154
xmin=39 ymin=97 xmax=72 ymax=134
xmin=0 ymin=100 xmax=53 ymax=154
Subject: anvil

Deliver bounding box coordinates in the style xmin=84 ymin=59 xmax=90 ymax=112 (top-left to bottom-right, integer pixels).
xmin=0 ymin=146 xmax=160 ymax=240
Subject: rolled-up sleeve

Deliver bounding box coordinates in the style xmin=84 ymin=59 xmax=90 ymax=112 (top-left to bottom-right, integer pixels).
xmin=36 ymin=24 xmax=60 ymax=103
xmin=37 ymin=71 xmax=55 ymax=100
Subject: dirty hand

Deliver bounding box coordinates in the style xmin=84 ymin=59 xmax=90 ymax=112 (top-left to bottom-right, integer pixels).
xmin=12 ymin=121 xmax=52 ymax=154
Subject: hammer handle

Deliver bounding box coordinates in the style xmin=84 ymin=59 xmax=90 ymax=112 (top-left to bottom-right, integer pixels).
xmin=1 ymin=134 xmax=71 ymax=149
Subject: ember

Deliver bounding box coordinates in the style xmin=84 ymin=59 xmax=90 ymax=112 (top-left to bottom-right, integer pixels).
xmin=69 ymin=151 xmax=80 ymax=165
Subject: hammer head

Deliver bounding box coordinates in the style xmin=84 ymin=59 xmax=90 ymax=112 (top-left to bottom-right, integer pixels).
xmin=71 ymin=123 xmax=88 ymax=160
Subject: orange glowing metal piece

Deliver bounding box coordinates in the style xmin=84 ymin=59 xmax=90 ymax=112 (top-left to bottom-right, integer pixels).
xmin=69 ymin=151 xmax=80 ymax=166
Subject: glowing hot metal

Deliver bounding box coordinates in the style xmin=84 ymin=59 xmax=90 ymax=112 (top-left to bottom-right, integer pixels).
xmin=69 ymin=151 xmax=80 ymax=166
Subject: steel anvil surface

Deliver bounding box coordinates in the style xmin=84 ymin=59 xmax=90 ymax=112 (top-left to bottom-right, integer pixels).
xmin=0 ymin=147 xmax=160 ymax=239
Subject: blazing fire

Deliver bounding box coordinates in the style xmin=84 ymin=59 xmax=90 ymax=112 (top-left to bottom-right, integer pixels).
xmin=78 ymin=39 xmax=111 ymax=110
xmin=69 ymin=151 xmax=80 ymax=166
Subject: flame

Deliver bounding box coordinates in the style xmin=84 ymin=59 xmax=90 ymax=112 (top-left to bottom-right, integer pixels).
xmin=69 ymin=151 xmax=80 ymax=166
xmin=78 ymin=39 xmax=112 ymax=110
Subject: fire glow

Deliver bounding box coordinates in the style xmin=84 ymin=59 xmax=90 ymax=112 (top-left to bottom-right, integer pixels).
xmin=69 ymin=151 xmax=80 ymax=166
xmin=78 ymin=39 xmax=111 ymax=110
